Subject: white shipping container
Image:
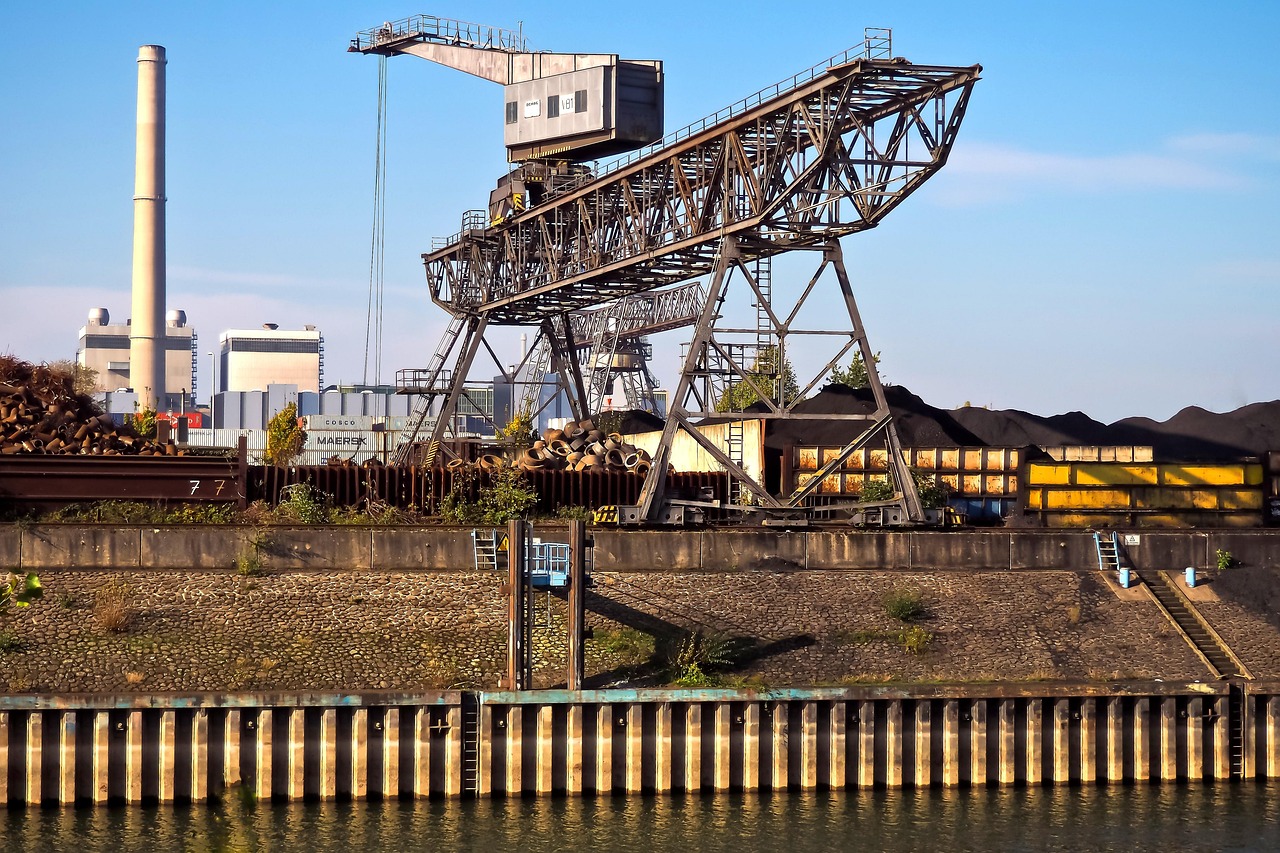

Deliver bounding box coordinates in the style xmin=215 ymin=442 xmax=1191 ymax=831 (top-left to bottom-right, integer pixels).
xmin=303 ymin=414 xmax=377 ymax=431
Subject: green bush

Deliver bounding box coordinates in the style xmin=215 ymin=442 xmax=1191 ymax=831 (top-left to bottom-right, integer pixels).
xmin=1216 ymin=549 xmax=1236 ymax=570
xmin=265 ymin=402 xmax=306 ymax=466
xmin=884 ymin=588 xmax=926 ymax=622
xmin=898 ymin=625 xmax=933 ymax=655
xmin=278 ymin=484 xmax=326 ymax=524
xmin=859 ymin=479 xmax=895 ymax=502
xmin=441 ymin=468 xmax=538 ymax=525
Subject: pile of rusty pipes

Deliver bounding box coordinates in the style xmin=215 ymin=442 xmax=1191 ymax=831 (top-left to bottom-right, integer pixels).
xmin=0 ymin=360 xmax=175 ymax=457
xmin=452 ymin=418 xmax=655 ymax=474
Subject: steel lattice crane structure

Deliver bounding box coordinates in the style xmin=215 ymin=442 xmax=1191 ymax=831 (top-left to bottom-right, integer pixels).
xmin=353 ymin=17 xmax=980 ymax=523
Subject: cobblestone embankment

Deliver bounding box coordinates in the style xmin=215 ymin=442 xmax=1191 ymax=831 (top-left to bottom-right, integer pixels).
xmin=0 ymin=567 xmax=1219 ymax=693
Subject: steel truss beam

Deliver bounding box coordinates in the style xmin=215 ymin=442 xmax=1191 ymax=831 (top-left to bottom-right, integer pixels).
xmin=423 ymin=58 xmax=980 ymax=323
xmin=513 ymin=281 xmax=705 ymax=418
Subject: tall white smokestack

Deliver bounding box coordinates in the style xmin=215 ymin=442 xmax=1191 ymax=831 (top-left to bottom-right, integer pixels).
xmin=129 ymin=45 xmax=166 ymax=410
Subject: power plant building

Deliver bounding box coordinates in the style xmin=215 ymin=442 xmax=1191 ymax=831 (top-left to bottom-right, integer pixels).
xmin=219 ymin=325 xmax=323 ymax=393
xmin=77 ymin=307 xmax=196 ymax=409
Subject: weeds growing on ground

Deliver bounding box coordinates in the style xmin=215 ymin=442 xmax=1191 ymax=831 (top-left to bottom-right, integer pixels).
xmin=883 ymin=588 xmax=927 ymax=622
xmin=93 ymin=581 xmax=136 ymax=633
xmin=834 ymin=626 xmax=934 ymax=655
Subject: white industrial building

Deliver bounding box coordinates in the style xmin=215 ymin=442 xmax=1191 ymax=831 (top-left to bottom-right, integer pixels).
xmin=219 ymin=324 xmax=322 ymax=394
xmin=76 ymin=307 xmax=196 ymax=410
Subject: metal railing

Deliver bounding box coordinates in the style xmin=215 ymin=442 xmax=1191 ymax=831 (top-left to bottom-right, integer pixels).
xmin=352 ymin=15 xmax=527 ymax=54
xmin=432 ymin=209 xmax=489 ymax=251
xmin=543 ymin=32 xmax=895 ymax=202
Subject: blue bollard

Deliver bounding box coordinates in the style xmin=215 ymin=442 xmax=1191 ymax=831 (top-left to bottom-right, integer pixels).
xmin=1118 ymin=568 xmax=1131 ymax=589
xmin=1185 ymin=566 xmax=1197 ymax=588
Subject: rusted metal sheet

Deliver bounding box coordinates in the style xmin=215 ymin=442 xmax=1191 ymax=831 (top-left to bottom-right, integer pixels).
xmin=0 ymin=454 xmax=246 ymax=506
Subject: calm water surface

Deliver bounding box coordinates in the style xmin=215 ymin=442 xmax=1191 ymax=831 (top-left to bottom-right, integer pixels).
xmin=4 ymin=784 xmax=1278 ymax=852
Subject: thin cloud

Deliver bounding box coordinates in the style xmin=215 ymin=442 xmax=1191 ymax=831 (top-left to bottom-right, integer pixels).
xmin=169 ymin=265 xmax=353 ymax=290
xmin=931 ymin=134 xmax=1275 ymax=205
xmin=1200 ymin=258 xmax=1280 ymax=281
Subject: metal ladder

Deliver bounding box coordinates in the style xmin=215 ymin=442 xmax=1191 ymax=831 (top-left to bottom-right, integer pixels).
xmin=472 ymin=529 xmax=501 ymax=572
xmin=1228 ymin=683 xmax=1246 ymax=779
xmin=1093 ymin=531 xmax=1121 ymax=574
xmin=460 ymin=692 xmax=481 ymax=797
xmin=391 ymin=313 xmax=468 ymax=465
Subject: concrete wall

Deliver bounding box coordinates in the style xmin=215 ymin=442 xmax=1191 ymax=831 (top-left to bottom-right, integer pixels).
xmin=0 ymin=683 xmax=1273 ymax=805
xmin=8 ymin=526 xmax=1280 ymax=572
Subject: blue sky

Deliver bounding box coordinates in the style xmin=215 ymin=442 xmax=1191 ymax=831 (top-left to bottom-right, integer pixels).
xmin=1 ymin=1 xmax=1277 ymax=422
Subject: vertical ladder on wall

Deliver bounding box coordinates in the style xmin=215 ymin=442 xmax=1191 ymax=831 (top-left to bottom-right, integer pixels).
xmin=472 ymin=529 xmax=501 ymax=572
xmin=1093 ymin=531 xmax=1121 ymax=574
xmin=460 ymin=692 xmax=481 ymax=797
xmin=1228 ymin=682 xmax=1246 ymax=780
xmin=726 ymin=413 xmax=745 ymax=505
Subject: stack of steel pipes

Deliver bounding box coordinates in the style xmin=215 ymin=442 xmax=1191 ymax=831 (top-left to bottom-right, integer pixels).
xmin=449 ymin=418 xmax=657 ymax=474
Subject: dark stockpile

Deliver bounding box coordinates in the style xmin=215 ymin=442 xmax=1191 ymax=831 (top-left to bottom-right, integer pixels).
xmin=951 ymin=400 xmax=1280 ymax=460
xmin=1108 ymin=401 xmax=1280 ymax=460
xmin=760 ymin=385 xmax=987 ymax=450
xmin=0 ymin=355 xmax=174 ymax=456
xmin=948 ymin=406 xmax=1116 ymax=449
xmin=746 ymin=381 xmax=1278 ymax=460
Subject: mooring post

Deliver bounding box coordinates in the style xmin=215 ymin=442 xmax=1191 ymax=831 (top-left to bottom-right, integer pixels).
xmin=567 ymin=519 xmax=587 ymax=690
xmin=506 ymin=519 xmax=527 ymax=690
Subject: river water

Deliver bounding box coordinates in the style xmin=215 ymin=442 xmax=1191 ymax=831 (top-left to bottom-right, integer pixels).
xmin=4 ymin=783 xmax=1277 ymax=852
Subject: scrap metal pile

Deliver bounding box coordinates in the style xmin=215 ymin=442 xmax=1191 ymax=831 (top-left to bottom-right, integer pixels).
xmin=458 ymin=417 xmax=655 ymax=474
xmin=0 ymin=357 xmax=176 ymax=457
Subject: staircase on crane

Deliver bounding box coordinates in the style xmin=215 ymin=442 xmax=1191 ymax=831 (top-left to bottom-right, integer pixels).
xmin=391 ymin=313 xmax=468 ymax=465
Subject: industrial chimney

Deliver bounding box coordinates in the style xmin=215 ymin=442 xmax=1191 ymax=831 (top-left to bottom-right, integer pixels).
xmin=129 ymin=45 xmax=166 ymax=410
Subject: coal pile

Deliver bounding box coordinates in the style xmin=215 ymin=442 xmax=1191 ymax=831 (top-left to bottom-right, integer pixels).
xmin=759 ymin=385 xmax=987 ymax=449
xmin=948 ymin=406 xmax=1116 ymax=449
xmin=0 ymin=356 xmax=174 ymax=457
xmin=733 ymin=380 xmax=1278 ymax=461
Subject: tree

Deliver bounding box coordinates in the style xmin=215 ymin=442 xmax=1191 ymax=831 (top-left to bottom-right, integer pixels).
xmin=133 ymin=406 xmax=158 ymax=439
xmin=715 ymin=345 xmax=798 ymax=412
xmin=265 ymin=402 xmax=307 ymax=466
xmin=829 ymin=350 xmax=881 ymax=389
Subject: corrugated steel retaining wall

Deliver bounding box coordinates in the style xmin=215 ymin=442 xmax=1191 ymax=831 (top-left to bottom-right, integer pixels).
xmin=3 ymin=684 xmax=1279 ymax=805
xmin=249 ymin=468 xmax=728 ymax=517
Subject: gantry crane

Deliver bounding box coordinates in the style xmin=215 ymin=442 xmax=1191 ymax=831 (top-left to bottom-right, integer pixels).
xmin=353 ymin=16 xmax=980 ymax=524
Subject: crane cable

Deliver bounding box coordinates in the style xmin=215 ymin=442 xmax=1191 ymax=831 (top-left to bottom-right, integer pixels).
xmin=363 ymin=56 xmax=388 ymax=386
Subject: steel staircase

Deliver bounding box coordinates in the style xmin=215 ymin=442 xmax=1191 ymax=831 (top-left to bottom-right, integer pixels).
xmin=1141 ymin=567 xmax=1251 ymax=780
xmin=391 ymin=313 xmax=468 ymax=465
xmin=1142 ymin=569 xmax=1245 ymax=679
